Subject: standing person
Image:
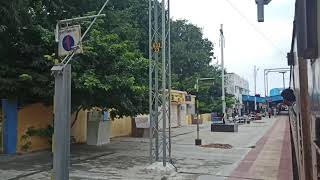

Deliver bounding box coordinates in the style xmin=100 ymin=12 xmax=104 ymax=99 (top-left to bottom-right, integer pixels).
xmin=268 ymin=108 xmax=272 ymax=118
xmin=221 ymin=113 xmax=226 ymax=124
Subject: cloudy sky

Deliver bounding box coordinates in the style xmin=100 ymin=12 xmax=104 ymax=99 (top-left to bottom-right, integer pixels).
xmin=170 ymin=0 xmax=295 ymax=96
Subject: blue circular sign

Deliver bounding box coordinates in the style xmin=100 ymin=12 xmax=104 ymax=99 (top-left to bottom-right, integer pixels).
xmin=62 ymin=35 xmax=75 ymax=51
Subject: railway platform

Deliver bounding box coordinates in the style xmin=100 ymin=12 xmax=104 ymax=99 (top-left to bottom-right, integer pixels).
xmin=229 ymin=116 xmax=293 ymax=180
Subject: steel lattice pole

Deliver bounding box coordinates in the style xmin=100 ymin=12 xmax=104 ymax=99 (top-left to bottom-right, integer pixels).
xmin=148 ymin=0 xmax=153 ymax=164
xmin=167 ymin=0 xmax=172 ymax=160
xmin=161 ymin=0 xmax=167 ymax=167
xmin=149 ymin=0 xmax=171 ymax=167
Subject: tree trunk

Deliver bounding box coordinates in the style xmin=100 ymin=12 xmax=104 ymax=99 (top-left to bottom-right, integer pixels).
xmin=71 ymin=106 xmax=82 ymax=128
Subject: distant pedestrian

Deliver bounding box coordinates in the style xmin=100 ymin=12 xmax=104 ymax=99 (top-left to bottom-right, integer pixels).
xmin=221 ymin=113 xmax=226 ymax=124
xmin=268 ymin=108 xmax=272 ymax=118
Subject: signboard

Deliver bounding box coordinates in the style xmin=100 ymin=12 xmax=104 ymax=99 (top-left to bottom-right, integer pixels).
xmin=171 ymin=92 xmax=185 ymax=104
xmin=103 ymin=111 xmax=109 ymax=121
xmin=135 ymin=115 xmax=150 ymax=128
xmin=185 ymin=95 xmax=192 ymax=102
xmin=58 ymin=25 xmax=83 ymax=56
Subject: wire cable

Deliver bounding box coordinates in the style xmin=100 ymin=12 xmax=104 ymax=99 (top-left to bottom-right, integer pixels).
xmin=224 ymin=0 xmax=287 ymax=56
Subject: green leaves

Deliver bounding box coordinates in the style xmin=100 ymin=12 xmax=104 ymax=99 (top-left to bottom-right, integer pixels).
xmin=0 ymin=0 xmax=233 ymax=117
xmin=19 ymin=74 xmax=33 ymax=81
xmin=170 ymin=20 xmax=236 ymax=113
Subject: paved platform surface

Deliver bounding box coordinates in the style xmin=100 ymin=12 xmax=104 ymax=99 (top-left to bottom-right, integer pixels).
xmin=228 ymin=116 xmax=293 ymax=180
xmin=0 ymin=116 xmax=292 ymax=180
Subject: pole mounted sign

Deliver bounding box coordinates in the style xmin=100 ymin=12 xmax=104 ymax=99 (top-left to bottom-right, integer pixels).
xmin=51 ymin=0 xmax=109 ymax=179
xmin=58 ymin=25 xmax=83 ymax=57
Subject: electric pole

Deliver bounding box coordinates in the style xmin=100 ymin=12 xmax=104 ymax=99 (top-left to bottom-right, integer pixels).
xmin=149 ymin=0 xmax=171 ymax=167
xmin=254 ymin=66 xmax=258 ymax=111
xmin=263 ymin=68 xmax=290 ymax=97
xmin=220 ymin=24 xmax=226 ymax=117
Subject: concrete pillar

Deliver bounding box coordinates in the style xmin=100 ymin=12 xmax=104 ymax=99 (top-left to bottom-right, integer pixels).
xmin=1 ymin=99 xmax=18 ymax=154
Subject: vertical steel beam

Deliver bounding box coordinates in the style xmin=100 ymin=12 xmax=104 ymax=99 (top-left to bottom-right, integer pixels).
xmin=266 ymin=73 xmax=269 ymax=96
xmin=149 ymin=0 xmax=171 ymax=167
xmin=161 ymin=0 xmax=167 ymax=167
xmin=264 ymin=70 xmax=267 ymax=97
xmin=254 ymin=66 xmax=257 ymax=111
xmin=154 ymin=0 xmax=159 ymax=161
xmin=148 ymin=0 xmax=153 ymax=164
xmin=167 ymin=0 xmax=172 ymax=160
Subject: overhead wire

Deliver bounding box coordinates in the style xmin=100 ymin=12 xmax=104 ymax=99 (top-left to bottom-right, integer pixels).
xmin=224 ymin=0 xmax=287 ymax=57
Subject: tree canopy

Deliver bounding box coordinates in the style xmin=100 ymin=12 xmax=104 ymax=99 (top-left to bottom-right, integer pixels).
xmin=0 ymin=0 xmax=235 ymax=117
xmin=170 ymin=20 xmax=235 ymax=113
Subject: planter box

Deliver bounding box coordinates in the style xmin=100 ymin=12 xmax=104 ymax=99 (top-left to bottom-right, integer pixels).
xmin=211 ymin=123 xmax=238 ymax=132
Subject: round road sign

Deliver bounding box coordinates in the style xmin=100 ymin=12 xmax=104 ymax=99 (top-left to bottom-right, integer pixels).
xmin=62 ymin=35 xmax=75 ymax=51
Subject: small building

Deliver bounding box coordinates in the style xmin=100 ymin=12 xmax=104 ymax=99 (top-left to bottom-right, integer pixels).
xmin=225 ymin=73 xmax=250 ymax=115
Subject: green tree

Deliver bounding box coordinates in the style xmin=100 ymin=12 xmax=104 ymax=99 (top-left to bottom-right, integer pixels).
xmin=0 ymin=0 xmax=55 ymax=105
xmin=0 ymin=0 xmax=150 ymax=117
xmin=0 ymin=0 xmax=235 ymax=117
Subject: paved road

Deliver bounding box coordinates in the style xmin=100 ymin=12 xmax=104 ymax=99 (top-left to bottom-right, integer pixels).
xmin=0 ymin=116 xmax=286 ymax=180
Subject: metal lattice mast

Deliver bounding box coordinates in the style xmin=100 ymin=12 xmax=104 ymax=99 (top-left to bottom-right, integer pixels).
xmin=149 ymin=0 xmax=171 ymax=166
xmin=167 ymin=0 xmax=172 ymax=160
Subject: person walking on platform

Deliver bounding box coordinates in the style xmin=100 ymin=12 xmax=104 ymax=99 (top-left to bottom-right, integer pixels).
xmin=268 ymin=108 xmax=272 ymax=118
xmin=221 ymin=113 xmax=226 ymax=124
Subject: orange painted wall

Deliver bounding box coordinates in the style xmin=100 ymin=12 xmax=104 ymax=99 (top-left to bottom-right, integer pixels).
xmin=71 ymin=109 xmax=87 ymax=143
xmin=200 ymin=113 xmax=211 ymax=122
xmin=17 ymin=104 xmax=133 ymax=153
xmin=17 ymin=103 xmax=53 ymax=153
xmin=111 ymin=116 xmax=132 ymax=138
xmin=17 ymin=104 xmax=88 ymax=153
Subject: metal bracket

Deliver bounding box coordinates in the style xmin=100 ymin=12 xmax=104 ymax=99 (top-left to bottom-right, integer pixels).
xmin=255 ymin=0 xmax=272 ymax=22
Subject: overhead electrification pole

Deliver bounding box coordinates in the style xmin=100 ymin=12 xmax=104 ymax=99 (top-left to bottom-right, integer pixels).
xmin=279 ymin=71 xmax=286 ymax=89
xmin=220 ymin=24 xmax=226 ymax=118
xmin=254 ymin=66 xmax=258 ymax=111
xmin=167 ymin=0 xmax=172 ymax=161
xmin=263 ymin=68 xmax=290 ymax=96
xmin=149 ymin=0 xmax=171 ymax=167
